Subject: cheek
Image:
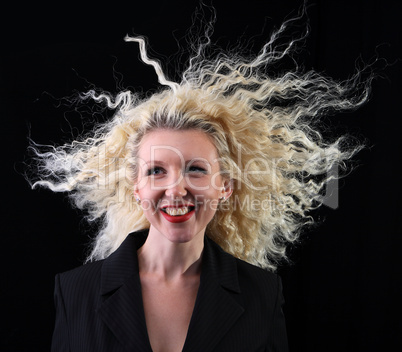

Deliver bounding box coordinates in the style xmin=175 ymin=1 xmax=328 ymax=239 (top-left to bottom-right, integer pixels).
xmin=136 ymin=185 xmax=163 ymax=211
xmin=139 ymin=198 xmax=157 ymax=215
xmin=196 ymin=197 xmax=220 ymax=218
xmin=186 ymin=173 xmax=223 ymax=193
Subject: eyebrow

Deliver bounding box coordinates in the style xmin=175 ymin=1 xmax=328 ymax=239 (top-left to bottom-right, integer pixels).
xmin=145 ymin=160 xmax=168 ymax=166
xmin=144 ymin=159 xmax=212 ymax=167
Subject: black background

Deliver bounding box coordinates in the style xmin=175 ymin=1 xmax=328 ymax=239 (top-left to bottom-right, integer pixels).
xmin=2 ymin=0 xmax=401 ymax=351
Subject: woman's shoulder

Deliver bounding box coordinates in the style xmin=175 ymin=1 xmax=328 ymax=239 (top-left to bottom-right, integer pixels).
xmin=235 ymin=255 xmax=281 ymax=289
xmin=56 ymin=259 xmax=104 ymax=289
xmin=206 ymin=236 xmax=281 ymax=290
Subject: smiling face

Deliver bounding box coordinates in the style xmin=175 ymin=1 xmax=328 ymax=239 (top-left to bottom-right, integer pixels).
xmin=134 ymin=129 xmax=232 ymax=244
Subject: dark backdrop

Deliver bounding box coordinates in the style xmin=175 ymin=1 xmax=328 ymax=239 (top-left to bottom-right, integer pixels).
xmin=2 ymin=1 xmax=401 ymax=351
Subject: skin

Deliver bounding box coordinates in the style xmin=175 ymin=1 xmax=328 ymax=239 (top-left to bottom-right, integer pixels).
xmin=133 ymin=129 xmax=232 ymax=352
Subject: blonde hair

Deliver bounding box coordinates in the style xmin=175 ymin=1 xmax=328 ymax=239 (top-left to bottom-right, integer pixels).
xmin=30 ymin=16 xmax=371 ymax=270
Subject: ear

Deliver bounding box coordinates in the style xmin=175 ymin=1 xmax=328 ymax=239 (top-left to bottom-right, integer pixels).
xmin=133 ymin=185 xmax=140 ymax=201
xmin=221 ymin=178 xmax=234 ymax=200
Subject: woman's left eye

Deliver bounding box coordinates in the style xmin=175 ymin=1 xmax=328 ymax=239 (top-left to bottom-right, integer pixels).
xmin=187 ymin=166 xmax=207 ymax=174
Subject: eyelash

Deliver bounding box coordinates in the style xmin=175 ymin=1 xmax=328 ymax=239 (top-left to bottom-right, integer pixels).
xmin=187 ymin=166 xmax=208 ymax=174
xmin=145 ymin=166 xmax=207 ymax=176
xmin=146 ymin=167 xmax=165 ymax=176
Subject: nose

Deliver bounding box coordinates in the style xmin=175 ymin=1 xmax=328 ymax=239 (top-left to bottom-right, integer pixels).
xmin=164 ymin=172 xmax=188 ymax=198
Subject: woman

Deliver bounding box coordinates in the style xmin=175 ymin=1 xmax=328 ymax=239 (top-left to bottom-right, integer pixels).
xmin=30 ymin=14 xmax=371 ymax=352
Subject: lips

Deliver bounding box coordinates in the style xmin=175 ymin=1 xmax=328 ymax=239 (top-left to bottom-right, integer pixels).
xmin=160 ymin=205 xmax=195 ymax=223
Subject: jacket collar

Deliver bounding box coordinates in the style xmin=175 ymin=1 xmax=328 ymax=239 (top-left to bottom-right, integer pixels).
xmin=97 ymin=230 xmax=244 ymax=352
xmin=100 ymin=229 xmax=148 ymax=296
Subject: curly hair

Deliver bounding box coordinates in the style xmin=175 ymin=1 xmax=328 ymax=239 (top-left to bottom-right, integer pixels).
xmin=29 ymin=14 xmax=371 ymax=271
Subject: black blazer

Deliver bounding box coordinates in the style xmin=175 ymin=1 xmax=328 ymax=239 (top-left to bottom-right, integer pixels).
xmin=51 ymin=230 xmax=288 ymax=352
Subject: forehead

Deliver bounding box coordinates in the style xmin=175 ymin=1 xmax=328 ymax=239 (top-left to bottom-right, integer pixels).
xmin=138 ymin=129 xmax=219 ymax=161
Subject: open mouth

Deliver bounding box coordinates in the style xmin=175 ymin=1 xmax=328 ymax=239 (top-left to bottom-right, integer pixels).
xmin=160 ymin=205 xmax=196 ymax=223
xmin=161 ymin=206 xmax=195 ymax=216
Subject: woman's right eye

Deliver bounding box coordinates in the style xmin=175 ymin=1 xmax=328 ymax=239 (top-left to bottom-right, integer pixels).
xmin=146 ymin=167 xmax=165 ymax=176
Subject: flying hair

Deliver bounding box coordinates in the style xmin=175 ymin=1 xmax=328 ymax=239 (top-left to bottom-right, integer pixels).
xmin=123 ymin=36 xmax=180 ymax=92
xmin=29 ymin=9 xmax=373 ymax=271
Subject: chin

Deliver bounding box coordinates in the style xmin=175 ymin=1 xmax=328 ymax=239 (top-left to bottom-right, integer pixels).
xmin=146 ymin=209 xmax=211 ymax=246
xmin=164 ymin=229 xmax=201 ymax=244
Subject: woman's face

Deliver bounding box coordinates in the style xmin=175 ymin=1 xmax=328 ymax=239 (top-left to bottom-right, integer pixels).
xmin=134 ymin=129 xmax=231 ymax=244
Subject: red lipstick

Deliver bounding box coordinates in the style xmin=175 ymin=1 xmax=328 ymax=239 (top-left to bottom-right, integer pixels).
xmin=160 ymin=205 xmax=195 ymax=223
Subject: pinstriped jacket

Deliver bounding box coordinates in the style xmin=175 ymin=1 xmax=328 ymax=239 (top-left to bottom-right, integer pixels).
xmin=51 ymin=230 xmax=288 ymax=351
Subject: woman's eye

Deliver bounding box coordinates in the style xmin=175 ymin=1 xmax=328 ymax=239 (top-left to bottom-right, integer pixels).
xmin=146 ymin=167 xmax=165 ymax=176
xmin=187 ymin=166 xmax=207 ymax=174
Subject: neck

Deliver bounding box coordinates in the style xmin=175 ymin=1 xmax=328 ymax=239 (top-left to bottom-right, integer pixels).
xmin=137 ymin=227 xmax=204 ymax=281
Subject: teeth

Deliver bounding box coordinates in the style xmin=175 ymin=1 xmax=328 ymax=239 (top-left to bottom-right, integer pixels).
xmin=164 ymin=207 xmax=190 ymax=216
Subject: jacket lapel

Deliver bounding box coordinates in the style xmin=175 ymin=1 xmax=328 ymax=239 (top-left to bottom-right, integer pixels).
xmin=97 ymin=231 xmax=153 ymax=351
xmin=96 ymin=231 xmax=244 ymax=352
xmin=183 ymin=236 xmax=244 ymax=352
